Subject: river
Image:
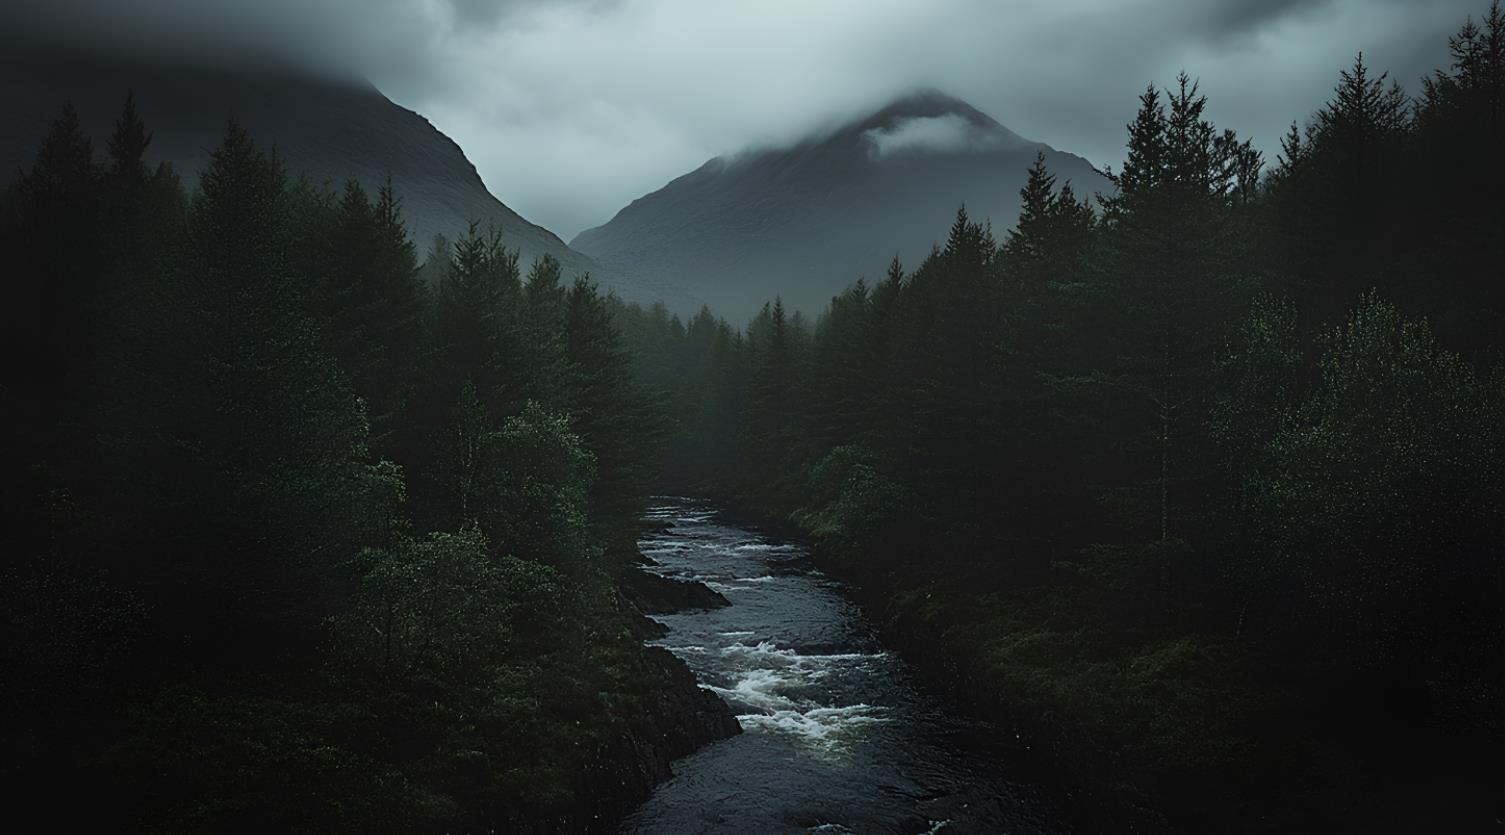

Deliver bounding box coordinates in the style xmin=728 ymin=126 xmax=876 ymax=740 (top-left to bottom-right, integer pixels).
xmin=622 ymin=499 xmax=1063 ymax=835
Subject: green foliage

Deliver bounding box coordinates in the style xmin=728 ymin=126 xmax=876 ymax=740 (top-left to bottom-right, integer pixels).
xmin=106 ymin=686 xmax=460 ymax=834
xmin=1210 ymin=294 xmax=1301 ymax=474
xmin=331 ymin=529 xmax=564 ymax=685
xmin=1097 ymin=72 xmax=1255 ymax=541
xmin=562 ymin=277 xmax=661 ymax=536
xmin=7 ymin=8 xmax=1505 ymax=828
xmin=611 ymin=12 xmax=1505 ymax=825
xmin=793 ymin=445 xmax=916 ymax=560
xmin=491 ymin=401 xmax=598 ymax=569
xmin=308 ymin=178 xmax=427 ymax=451
xmin=172 ymin=123 xmax=406 ymax=634
xmin=1245 ymin=295 xmax=1505 ymax=640
xmin=424 ymin=222 xmax=533 ymax=417
xmin=430 ymin=386 xmax=595 ymax=567
xmin=1 ymin=96 xmax=688 ymax=829
xmin=0 ymin=549 xmax=145 ymax=732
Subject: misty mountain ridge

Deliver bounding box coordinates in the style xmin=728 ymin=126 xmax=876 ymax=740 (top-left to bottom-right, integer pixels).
xmin=0 ymin=51 xmax=686 ymax=304
xmin=573 ymin=90 xmax=1111 ymax=322
xmin=851 ymin=89 xmax=1031 ymax=156
xmin=3 ymin=51 xmax=1110 ymax=321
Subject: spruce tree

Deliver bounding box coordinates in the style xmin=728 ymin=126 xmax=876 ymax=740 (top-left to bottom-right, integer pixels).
xmin=1098 ymin=73 xmax=1245 ymax=543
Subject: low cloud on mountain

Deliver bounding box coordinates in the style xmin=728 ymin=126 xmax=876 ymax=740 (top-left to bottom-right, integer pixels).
xmin=864 ymin=114 xmax=1015 ymax=160
xmin=2 ymin=0 xmax=1467 ymax=239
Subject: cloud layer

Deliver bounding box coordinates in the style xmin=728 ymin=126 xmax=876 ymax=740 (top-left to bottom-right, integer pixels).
xmin=864 ymin=115 xmax=1011 ymax=159
xmin=3 ymin=0 xmax=1475 ymax=239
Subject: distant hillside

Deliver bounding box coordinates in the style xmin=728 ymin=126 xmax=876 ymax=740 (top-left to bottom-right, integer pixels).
xmin=0 ymin=52 xmax=681 ymax=304
xmin=572 ymin=91 xmax=1112 ymax=322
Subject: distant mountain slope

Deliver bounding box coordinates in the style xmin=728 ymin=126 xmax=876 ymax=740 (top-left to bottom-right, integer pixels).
xmin=1 ymin=52 xmax=678 ymax=303
xmin=572 ymin=91 xmax=1112 ymax=322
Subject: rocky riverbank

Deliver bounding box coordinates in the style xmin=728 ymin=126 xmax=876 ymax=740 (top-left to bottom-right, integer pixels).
xmin=580 ymin=559 xmax=741 ymax=830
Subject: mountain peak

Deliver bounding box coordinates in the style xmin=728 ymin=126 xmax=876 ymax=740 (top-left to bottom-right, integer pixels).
xmin=844 ymin=90 xmax=1029 ymax=159
xmin=571 ymin=89 xmax=1107 ymax=321
xmin=857 ymin=89 xmax=998 ymax=131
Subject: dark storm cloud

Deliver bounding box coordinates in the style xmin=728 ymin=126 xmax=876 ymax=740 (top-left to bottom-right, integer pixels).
xmin=1201 ymin=0 xmax=1333 ymax=36
xmin=2 ymin=0 xmax=1476 ymax=239
xmin=0 ymin=1 xmax=605 ymax=87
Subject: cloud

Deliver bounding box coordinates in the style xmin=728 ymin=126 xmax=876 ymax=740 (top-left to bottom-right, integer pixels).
xmin=1 ymin=0 xmax=1473 ymax=239
xmin=863 ymin=114 xmax=1009 ymax=159
xmin=1194 ymin=0 xmax=1335 ymax=39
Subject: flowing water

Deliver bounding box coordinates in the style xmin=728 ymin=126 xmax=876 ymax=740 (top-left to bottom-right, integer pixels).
xmin=622 ymin=499 xmax=1063 ymax=835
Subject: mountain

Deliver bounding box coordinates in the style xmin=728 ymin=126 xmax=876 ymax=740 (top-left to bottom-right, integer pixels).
xmin=0 ymin=51 xmax=678 ymax=303
xmin=572 ymin=91 xmax=1112 ymax=322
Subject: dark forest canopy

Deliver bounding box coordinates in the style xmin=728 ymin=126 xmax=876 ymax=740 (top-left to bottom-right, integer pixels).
xmin=610 ymin=5 xmax=1505 ymax=830
xmin=0 ymin=96 xmax=696 ymax=830
xmin=2 ymin=1 xmax=1504 ymax=832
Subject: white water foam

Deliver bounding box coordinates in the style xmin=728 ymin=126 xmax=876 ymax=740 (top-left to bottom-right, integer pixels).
xmin=721 ymin=640 xmax=885 ymax=668
xmin=708 ymin=638 xmax=895 ymax=757
xmin=737 ymin=704 xmax=891 ymax=757
xmin=709 ymin=668 xmax=803 ymax=712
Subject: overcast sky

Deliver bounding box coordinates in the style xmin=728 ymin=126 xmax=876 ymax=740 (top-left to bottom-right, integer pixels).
xmin=5 ymin=0 xmax=1478 ymax=239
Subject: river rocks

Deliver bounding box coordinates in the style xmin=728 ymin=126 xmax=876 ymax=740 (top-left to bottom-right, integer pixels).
xmin=642 ymin=645 xmax=743 ymax=747
xmin=622 ymin=567 xmax=731 ymax=614
xmin=589 ymin=556 xmax=740 ymax=830
xmin=588 ymin=646 xmax=741 ymax=826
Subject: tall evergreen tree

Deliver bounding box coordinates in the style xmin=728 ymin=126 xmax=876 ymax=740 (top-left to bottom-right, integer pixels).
xmin=1098 ymin=73 xmax=1246 ymax=543
xmin=313 ymin=178 xmax=425 ymax=456
xmin=177 ymin=121 xmax=400 ymax=642
xmin=562 ymin=277 xmax=658 ymax=540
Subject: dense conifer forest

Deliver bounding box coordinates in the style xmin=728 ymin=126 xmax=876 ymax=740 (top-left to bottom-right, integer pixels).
xmin=2 ymin=2 xmax=1504 ymax=832
xmin=0 ymin=98 xmax=738 ymax=831
xmin=611 ymin=7 xmax=1505 ymax=830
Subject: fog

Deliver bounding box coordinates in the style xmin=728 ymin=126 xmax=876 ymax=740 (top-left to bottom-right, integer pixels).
xmin=2 ymin=0 xmax=1468 ymax=237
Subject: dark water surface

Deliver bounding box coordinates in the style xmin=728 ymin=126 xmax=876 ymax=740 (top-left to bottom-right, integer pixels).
xmin=623 ymin=499 xmax=1063 ymax=835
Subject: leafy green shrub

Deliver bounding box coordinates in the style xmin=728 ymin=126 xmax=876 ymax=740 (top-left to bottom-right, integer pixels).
xmin=794 ymin=445 xmax=917 ymax=561
xmin=330 ymin=529 xmax=563 ymax=686
xmin=1247 ymin=293 xmax=1505 ymax=650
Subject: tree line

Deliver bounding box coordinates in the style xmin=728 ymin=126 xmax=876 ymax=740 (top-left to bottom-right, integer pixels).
xmin=612 ymin=5 xmax=1505 ymax=829
xmin=0 ymin=95 xmax=676 ymax=830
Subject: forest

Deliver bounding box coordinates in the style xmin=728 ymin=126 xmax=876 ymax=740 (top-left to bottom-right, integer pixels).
xmin=2 ymin=1 xmax=1503 ymax=832
xmin=0 ymin=97 xmax=744 ymax=831
xmin=610 ymin=7 xmax=1505 ymax=831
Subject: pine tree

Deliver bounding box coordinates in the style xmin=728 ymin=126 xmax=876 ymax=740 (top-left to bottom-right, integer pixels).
xmin=427 ymin=222 xmax=526 ymax=409
xmin=1116 ymin=85 xmax=1168 ymax=200
xmin=1098 ymin=73 xmax=1245 ymax=543
xmin=810 ymin=279 xmax=872 ymax=448
xmin=1002 ymin=152 xmax=1058 ymax=276
xmin=106 ymin=93 xmax=151 ymax=184
xmin=192 ymin=119 xmax=293 ymax=314
xmin=302 ymin=178 xmax=427 ymax=458
xmin=175 ymin=121 xmax=401 ymax=640
xmin=1271 ymin=121 xmax=1307 ymax=182
xmin=4 ymin=104 xmax=104 ymax=472
xmin=521 ymin=253 xmax=570 ymax=406
xmin=1313 ymin=53 xmax=1410 ymax=154
xmin=562 ymin=277 xmax=658 ymax=537
xmin=1412 ymin=2 xmax=1505 ymax=346
xmin=743 ymin=298 xmax=801 ymax=497
xmin=1265 ymin=52 xmax=1415 ymax=332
